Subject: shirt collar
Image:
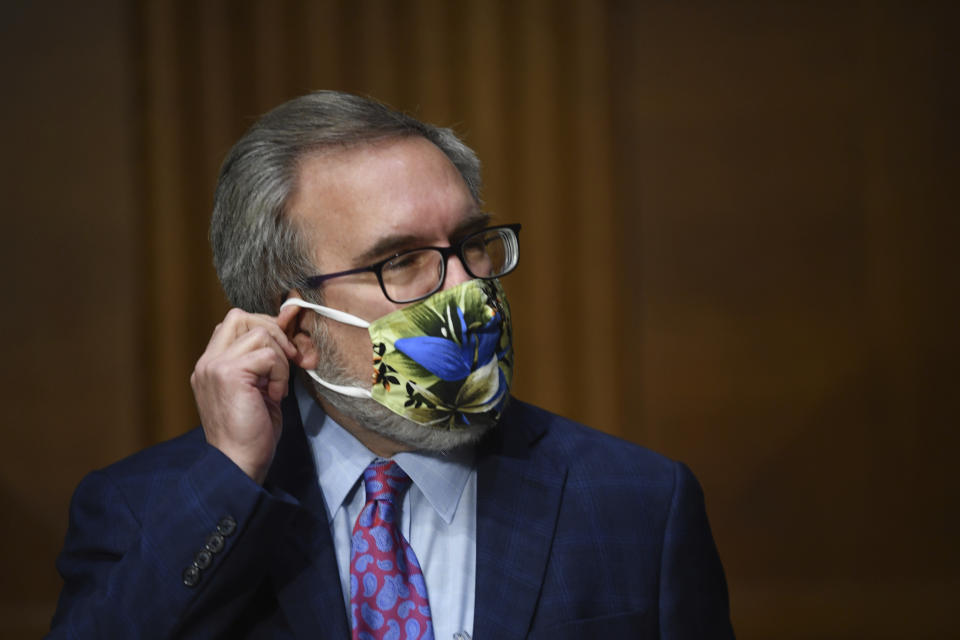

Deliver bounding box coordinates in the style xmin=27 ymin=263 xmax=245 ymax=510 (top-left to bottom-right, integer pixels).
xmin=296 ymin=377 xmax=473 ymax=525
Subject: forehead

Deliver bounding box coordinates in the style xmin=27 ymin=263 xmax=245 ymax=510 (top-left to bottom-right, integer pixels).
xmin=287 ymin=136 xmax=479 ymax=270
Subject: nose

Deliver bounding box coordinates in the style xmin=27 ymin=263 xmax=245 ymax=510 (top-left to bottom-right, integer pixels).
xmin=442 ymin=252 xmax=472 ymax=290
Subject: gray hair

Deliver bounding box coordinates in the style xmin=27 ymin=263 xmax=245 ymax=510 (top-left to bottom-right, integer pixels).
xmin=210 ymin=90 xmax=483 ymax=313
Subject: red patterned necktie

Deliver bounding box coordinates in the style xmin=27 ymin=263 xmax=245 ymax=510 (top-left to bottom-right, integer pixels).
xmin=350 ymin=460 xmax=435 ymax=640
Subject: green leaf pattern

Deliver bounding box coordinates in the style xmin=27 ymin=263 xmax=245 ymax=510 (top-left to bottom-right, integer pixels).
xmin=367 ymin=279 xmax=513 ymax=430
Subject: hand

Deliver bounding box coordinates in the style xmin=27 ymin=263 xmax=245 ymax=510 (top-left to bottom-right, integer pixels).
xmin=190 ymin=306 xmax=301 ymax=484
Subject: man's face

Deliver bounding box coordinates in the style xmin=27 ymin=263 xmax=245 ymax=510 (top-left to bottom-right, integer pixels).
xmin=288 ymin=135 xmax=489 ymax=388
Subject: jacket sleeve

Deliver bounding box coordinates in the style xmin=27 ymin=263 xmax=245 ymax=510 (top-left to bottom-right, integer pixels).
xmin=48 ymin=444 xmax=300 ymax=639
xmin=658 ymin=462 xmax=736 ymax=639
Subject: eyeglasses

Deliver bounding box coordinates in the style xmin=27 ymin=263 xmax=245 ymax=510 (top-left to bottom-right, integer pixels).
xmin=302 ymin=223 xmax=521 ymax=303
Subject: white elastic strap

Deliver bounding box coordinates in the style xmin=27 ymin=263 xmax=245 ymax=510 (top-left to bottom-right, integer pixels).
xmin=304 ymin=368 xmax=372 ymax=399
xmin=280 ymin=298 xmax=373 ymax=399
xmin=280 ymin=297 xmax=371 ymax=329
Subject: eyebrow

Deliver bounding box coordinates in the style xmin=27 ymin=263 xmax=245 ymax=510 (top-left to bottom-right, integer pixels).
xmin=353 ymin=210 xmax=492 ymax=267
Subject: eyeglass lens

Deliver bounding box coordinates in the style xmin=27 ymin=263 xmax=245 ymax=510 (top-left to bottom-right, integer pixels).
xmin=381 ymin=227 xmax=517 ymax=302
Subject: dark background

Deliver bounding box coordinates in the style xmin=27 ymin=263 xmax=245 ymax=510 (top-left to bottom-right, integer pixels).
xmin=2 ymin=1 xmax=957 ymax=637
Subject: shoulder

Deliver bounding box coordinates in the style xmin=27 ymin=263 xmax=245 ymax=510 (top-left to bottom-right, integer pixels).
xmin=71 ymin=428 xmax=210 ymax=514
xmin=497 ymin=400 xmax=719 ymax=563
xmin=501 ymin=398 xmax=680 ymax=486
xmin=97 ymin=427 xmax=208 ymax=482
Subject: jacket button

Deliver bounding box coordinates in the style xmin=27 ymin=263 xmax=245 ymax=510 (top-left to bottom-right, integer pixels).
xmin=194 ymin=548 xmax=214 ymax=570
xmin=217 ymin=515 xmax=237 ymax=537
xmin=183 ymin=565 xmax=201 ymax=587
xmin=205 ymin=533 xmax=225 ymax=554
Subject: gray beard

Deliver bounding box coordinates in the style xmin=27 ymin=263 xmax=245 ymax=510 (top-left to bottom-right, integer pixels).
xmin=304 ymin=317 xmax=494 ymax=452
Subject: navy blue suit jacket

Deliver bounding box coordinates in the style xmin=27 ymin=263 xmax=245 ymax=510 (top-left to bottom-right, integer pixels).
xmin=51 ymin=395 xmax=734 ymax=639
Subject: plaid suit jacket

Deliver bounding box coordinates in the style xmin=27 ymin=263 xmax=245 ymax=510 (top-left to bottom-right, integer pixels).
xmin=51 ymin=395 xmax=734 ymax=639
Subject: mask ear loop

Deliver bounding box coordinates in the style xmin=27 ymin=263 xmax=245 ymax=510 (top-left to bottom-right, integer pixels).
xmin=280 ymin=297 xmax=371 ymax=328
xmin=304 ymin=369 xmax=372 ymax=399
xmin=280 ymin=297 xmax=374 ymax=399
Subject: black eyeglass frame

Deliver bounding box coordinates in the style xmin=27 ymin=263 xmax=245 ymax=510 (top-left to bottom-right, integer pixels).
xmin=301 ymin=223 xmax=522 ymax=303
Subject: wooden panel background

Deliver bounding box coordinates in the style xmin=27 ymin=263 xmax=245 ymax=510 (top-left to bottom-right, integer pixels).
xmin=2 ymin=0 xmax=956 ymax=637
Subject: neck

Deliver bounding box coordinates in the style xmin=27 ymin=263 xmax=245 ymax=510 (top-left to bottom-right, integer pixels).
xmin=315 ymin=394 xmax=413 ymax=459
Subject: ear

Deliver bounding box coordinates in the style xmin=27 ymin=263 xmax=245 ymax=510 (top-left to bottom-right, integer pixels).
xmin=282 ymin=290 xmax=320 ymax=371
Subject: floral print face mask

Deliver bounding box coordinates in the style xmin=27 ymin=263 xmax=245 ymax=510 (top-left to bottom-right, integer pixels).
xmin=281 ymin=279 xmax=513 ymax=430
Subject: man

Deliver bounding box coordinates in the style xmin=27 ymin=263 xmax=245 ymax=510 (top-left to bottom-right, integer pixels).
xmin=51 ymin=91 xmax=734 ymax=639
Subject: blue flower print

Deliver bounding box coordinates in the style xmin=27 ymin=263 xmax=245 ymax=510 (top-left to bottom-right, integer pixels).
xmin=395 ymin=307 xmax=500 ymax=382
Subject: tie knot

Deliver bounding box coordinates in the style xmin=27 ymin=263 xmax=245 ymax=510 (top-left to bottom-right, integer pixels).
xmin=362 ymin=460 xmax=411 ymax=505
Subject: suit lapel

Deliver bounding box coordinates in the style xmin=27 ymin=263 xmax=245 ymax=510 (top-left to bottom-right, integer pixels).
xmin=263 ymin=389 xmax=566 ymax=640
xmin=473 ymin=401 xmax=567 ymax=640
xmin=264 ymin=390 xmax=351 ymax=640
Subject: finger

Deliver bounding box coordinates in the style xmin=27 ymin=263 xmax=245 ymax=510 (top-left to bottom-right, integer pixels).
xmin=276 ymin=304 xmax=301 ymax=342
xmin=207 ymin=308 xmax=298 ymax=359
xmin=235 ymin=346 xmax=292 ymax=404
xmin=224 ymin=326 xmax=293 ymax=375
xmin=264 ymin=313 xmax=299 ymax=360
xmin=275 ymin=304 xmax=306 ymax=364
xmin=205 ymin=308 xmax=257 ymax=354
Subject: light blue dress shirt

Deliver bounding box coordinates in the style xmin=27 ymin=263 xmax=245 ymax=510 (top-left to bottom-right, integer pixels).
xmin=296 ymin=379 xmax=476 ymax=640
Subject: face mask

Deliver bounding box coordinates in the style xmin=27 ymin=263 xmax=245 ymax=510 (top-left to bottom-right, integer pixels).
xmin=281 ymin=279 xmax=514 ymax=430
